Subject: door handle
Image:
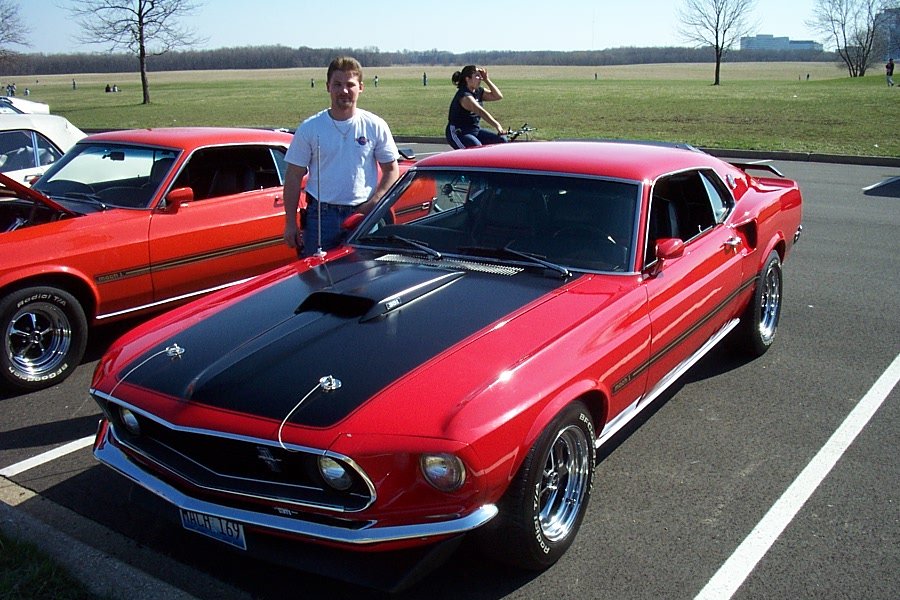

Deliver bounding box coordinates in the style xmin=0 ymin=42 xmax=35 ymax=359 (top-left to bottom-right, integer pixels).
xmin=723 ymin=237 xmax=741 ymax=253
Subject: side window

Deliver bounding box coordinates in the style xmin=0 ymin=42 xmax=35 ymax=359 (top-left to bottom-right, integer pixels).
xmin=35 ymin=133 xmax=64 ymax=166
xmin=699 ymin=170 xmax=733 ymax=223
xmin=178 ymin=146 xmax=281 ymax=200
xmin=0 ymin=130 xmax=36 ymax=172
xmin=647 ymin=169 xmax=728 ymax=266
xmin=269 ymin=147 xmax=287 ymax=187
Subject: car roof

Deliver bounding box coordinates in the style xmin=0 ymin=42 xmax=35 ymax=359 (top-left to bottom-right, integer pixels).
xmin=0 ymin=113 xmax=86 ymax=145
xmin=82 ymin=127 xmax=294 ymax=150
xmin=416 ymin=140 xmax=726 ymax=182
xmin=0 ymin=96 xmax=51 ymax=114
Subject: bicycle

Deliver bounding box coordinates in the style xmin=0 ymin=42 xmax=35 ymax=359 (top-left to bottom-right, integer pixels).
xmin=506 ymin=123 xmax=537 ymax=141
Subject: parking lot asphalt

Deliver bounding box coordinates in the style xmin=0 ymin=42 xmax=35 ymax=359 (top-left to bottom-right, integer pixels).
xmin=0 ymin=140 xmax=900 ymax=598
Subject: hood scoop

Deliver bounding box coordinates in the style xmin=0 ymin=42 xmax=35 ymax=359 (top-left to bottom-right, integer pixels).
xmin=295 ymin=269 xmax=465 ymax=322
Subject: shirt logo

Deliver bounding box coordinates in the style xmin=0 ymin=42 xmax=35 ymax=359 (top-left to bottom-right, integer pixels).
xmin=356 ymin=136 xmax=368 ymax=146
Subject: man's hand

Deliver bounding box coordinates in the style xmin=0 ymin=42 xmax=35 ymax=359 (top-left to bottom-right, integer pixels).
xmin=283 ymin=223 xmax=304 ymax=254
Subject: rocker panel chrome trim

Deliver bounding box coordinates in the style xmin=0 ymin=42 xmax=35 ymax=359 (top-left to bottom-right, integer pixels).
xmin=598 ymin=318 xmax=739 ymax=446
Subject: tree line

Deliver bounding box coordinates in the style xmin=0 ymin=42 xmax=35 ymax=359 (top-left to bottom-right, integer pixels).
xmin=1 ymin=45 xmax=836 ymax=77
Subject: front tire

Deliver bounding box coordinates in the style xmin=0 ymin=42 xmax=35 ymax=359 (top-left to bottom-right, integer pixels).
xmin=484 ymin=401 xmax=596 ymax=570
xmin=738 ymin=250 xmax=783 ymax=357
xmin=0 ymin=286 xmax=88 ymax=392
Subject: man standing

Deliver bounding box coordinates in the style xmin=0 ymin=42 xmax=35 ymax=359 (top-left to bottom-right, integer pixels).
xmin=886 ymin=58 xmax=894 ymax=87
xmin=283 ymin=56 xmax=400 ymax=256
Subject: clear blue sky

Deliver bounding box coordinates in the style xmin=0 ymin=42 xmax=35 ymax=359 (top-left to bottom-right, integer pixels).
xmin=21 ymin=0 xmax=823 ymax=55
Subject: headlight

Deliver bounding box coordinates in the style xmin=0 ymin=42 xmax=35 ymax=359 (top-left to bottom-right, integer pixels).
xmin=119 ymin=408 xmax=141 ymax=436
xmin=420 ymin=453 xmax=466 ymax=492
xmin=317 ymin=456 xmax=353 ymax=491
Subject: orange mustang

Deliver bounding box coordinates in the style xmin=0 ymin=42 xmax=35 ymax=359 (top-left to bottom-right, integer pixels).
xmin=1 ymin=127 xmax=299 ymax=391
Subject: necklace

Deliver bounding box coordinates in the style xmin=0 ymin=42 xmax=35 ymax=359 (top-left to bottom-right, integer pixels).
xmin=328 ymin=110 xmax=353 ymax=138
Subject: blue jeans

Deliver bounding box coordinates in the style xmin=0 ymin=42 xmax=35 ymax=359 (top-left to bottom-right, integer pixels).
xmin=302 ymin=196 xmax=358 ymax=256
xmin=446 ymin=124 xmax=508 ymax=149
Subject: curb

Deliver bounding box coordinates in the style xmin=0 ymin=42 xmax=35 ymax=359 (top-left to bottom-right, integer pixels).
xmin=0 ymin=478 xmax=249 ymax=600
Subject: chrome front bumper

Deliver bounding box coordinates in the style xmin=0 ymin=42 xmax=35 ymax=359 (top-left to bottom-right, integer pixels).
xmin=94 ymin=429 xmax=498 ymax=546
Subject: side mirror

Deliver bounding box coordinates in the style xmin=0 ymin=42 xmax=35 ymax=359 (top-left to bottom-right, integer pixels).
xmin=646 ymin=237 xmax=684 ymax=278
xmin=163 ymin=187 xmax=194 ymax=212
xmin=656 ymin=237 xmax=685 ymax=260
xmin=342 ymin=212 xmax=365 ymax=231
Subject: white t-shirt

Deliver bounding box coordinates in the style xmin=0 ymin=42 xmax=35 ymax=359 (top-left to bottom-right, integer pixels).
xmin=286 ymin=108 xmax=399 ymax=206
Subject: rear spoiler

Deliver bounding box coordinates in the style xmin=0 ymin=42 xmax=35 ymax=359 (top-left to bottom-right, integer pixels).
xmin=728 ymin=160 xmax=784 ymax=178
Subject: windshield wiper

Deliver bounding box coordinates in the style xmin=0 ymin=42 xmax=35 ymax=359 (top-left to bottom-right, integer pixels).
xmin=58 ymin=192 xmax=109 ymax=210
xmin=358 ymin=234 xmax=442 ymax=260
xmin=457 ymin=245 xmax=571 ymax=278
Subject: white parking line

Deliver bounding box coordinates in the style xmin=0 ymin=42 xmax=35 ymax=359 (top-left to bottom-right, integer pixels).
xmin=695 ymin=352 xmax=900 ymax=600
xmin=0 ymin=435 xmax=95 ymax=478
xmin=861 ymin=176 xmax=900 ymax=192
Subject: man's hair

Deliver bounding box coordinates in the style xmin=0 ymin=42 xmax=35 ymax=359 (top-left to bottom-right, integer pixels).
xmin=327 ymin=56 xmax=363 ymax=84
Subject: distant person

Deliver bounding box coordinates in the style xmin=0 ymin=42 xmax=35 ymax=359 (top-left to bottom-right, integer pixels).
xmin=72 ymin=78 xmax=76 ymax=90
xmin=310 ymin=78 xmax=315 ymax=88
xmin=886 ymin=58 xmax=895 ymax=87
xmin=112 ymin=84 xmax=119 ymax=92
xmin=445 ymin=65 xmax=506 ymax=149
xmin=423 ymin=71 xmax=427 ymax=86
xmin=105 ymin=84 xmax=111 ymax=93
xmin=282 ymin=56 xmax=400 ymax=257
xmin=374 ymin=75 xmax=379 ymax=87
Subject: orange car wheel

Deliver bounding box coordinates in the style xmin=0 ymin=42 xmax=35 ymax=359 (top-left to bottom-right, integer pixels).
xmin=0 ymin=286 xmax=88 ymax=392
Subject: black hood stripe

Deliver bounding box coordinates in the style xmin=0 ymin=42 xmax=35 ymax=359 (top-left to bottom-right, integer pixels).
xmin=119 ymin=253 xmax=572 ymax=427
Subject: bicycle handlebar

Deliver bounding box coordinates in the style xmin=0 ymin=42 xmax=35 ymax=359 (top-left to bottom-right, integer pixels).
xmin=507 ymin=123 xmax=536 ymax=141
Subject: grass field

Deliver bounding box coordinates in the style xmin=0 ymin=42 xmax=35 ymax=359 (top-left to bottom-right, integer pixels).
xmin=8 ymin=62 xmax=898 ymax=157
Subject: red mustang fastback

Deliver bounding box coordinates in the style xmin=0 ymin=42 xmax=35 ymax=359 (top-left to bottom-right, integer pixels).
xmin=90 ymin=141 xmax=802 ymax=583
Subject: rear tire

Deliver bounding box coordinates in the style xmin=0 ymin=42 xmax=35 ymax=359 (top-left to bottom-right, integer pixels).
xmin=481 ymin=401 xmax=596 ymax=570
xmin=738 ymin=250 xmax=782 ymax=357
xmin=0 ymin=286 xmax=88 ymax=392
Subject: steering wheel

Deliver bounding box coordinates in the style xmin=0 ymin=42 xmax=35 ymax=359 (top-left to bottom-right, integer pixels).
xmin=38 ymin=180 xmax=95 ymax=196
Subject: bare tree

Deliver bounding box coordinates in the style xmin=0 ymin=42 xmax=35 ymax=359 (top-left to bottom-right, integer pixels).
xmin=0 ymin=0 xmax=30 ymax=66
xmin=68 ymin=0 xmax=205 ymax=104
xmin=678 ymin=0 xmax=758 ymax=85
xmin=810 ymin=0 xmax=898 ymax=77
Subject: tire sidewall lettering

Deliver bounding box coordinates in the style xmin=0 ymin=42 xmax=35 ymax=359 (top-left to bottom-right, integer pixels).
xmin=531 ymin=483 xmax=552 ymax=555
xmin=6 ymin=363 xmax=68 ymax=383
xmin=16 ymin=292 xmax=67 ymax=310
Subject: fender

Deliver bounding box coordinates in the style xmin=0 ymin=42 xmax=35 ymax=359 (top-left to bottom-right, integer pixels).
xmin=514 ymin=377 xmax=606 ymax=478
xmin=0 ymin=263 xmax=99 ymax=315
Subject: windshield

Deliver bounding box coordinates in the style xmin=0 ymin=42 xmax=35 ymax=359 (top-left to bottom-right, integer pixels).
xmin=351 ymin=169 xmax=640 ymax=273
xmin=34 ymin=143 xmax=179 ymax=209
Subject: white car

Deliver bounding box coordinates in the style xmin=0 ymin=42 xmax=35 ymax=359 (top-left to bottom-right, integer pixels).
xmin=0 ymin=114 xmax=86 ymax=184
xmin=0 ymin=96 xmax=51 ymax=114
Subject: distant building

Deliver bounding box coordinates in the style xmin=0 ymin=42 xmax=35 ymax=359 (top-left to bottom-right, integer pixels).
xmin=740 ymin=34 xmax=823 ymax=52
xmin=878 ymin=8 xmax=900 ymax=59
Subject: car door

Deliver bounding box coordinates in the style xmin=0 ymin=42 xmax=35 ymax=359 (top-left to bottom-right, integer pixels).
xmin=640 ymin=169 xmax=745 ymax=398
xmin=147 ymin=144 xmax=296 ymax=302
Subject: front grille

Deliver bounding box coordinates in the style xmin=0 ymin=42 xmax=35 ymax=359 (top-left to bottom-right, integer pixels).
xmin=107 ymin=406 xmax=373 ymax=513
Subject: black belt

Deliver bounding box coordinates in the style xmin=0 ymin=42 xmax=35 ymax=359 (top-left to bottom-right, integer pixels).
xmin=306 ymin=194 xmax=356 ymax=210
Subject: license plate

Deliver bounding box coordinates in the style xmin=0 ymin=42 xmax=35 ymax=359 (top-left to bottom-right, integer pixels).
xmin=180 ymin=509 xmax=246 ymax=550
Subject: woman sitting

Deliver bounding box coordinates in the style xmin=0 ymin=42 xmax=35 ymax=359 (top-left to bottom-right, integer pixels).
xmin=445 ymin=65 xmax=507 ymax=149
